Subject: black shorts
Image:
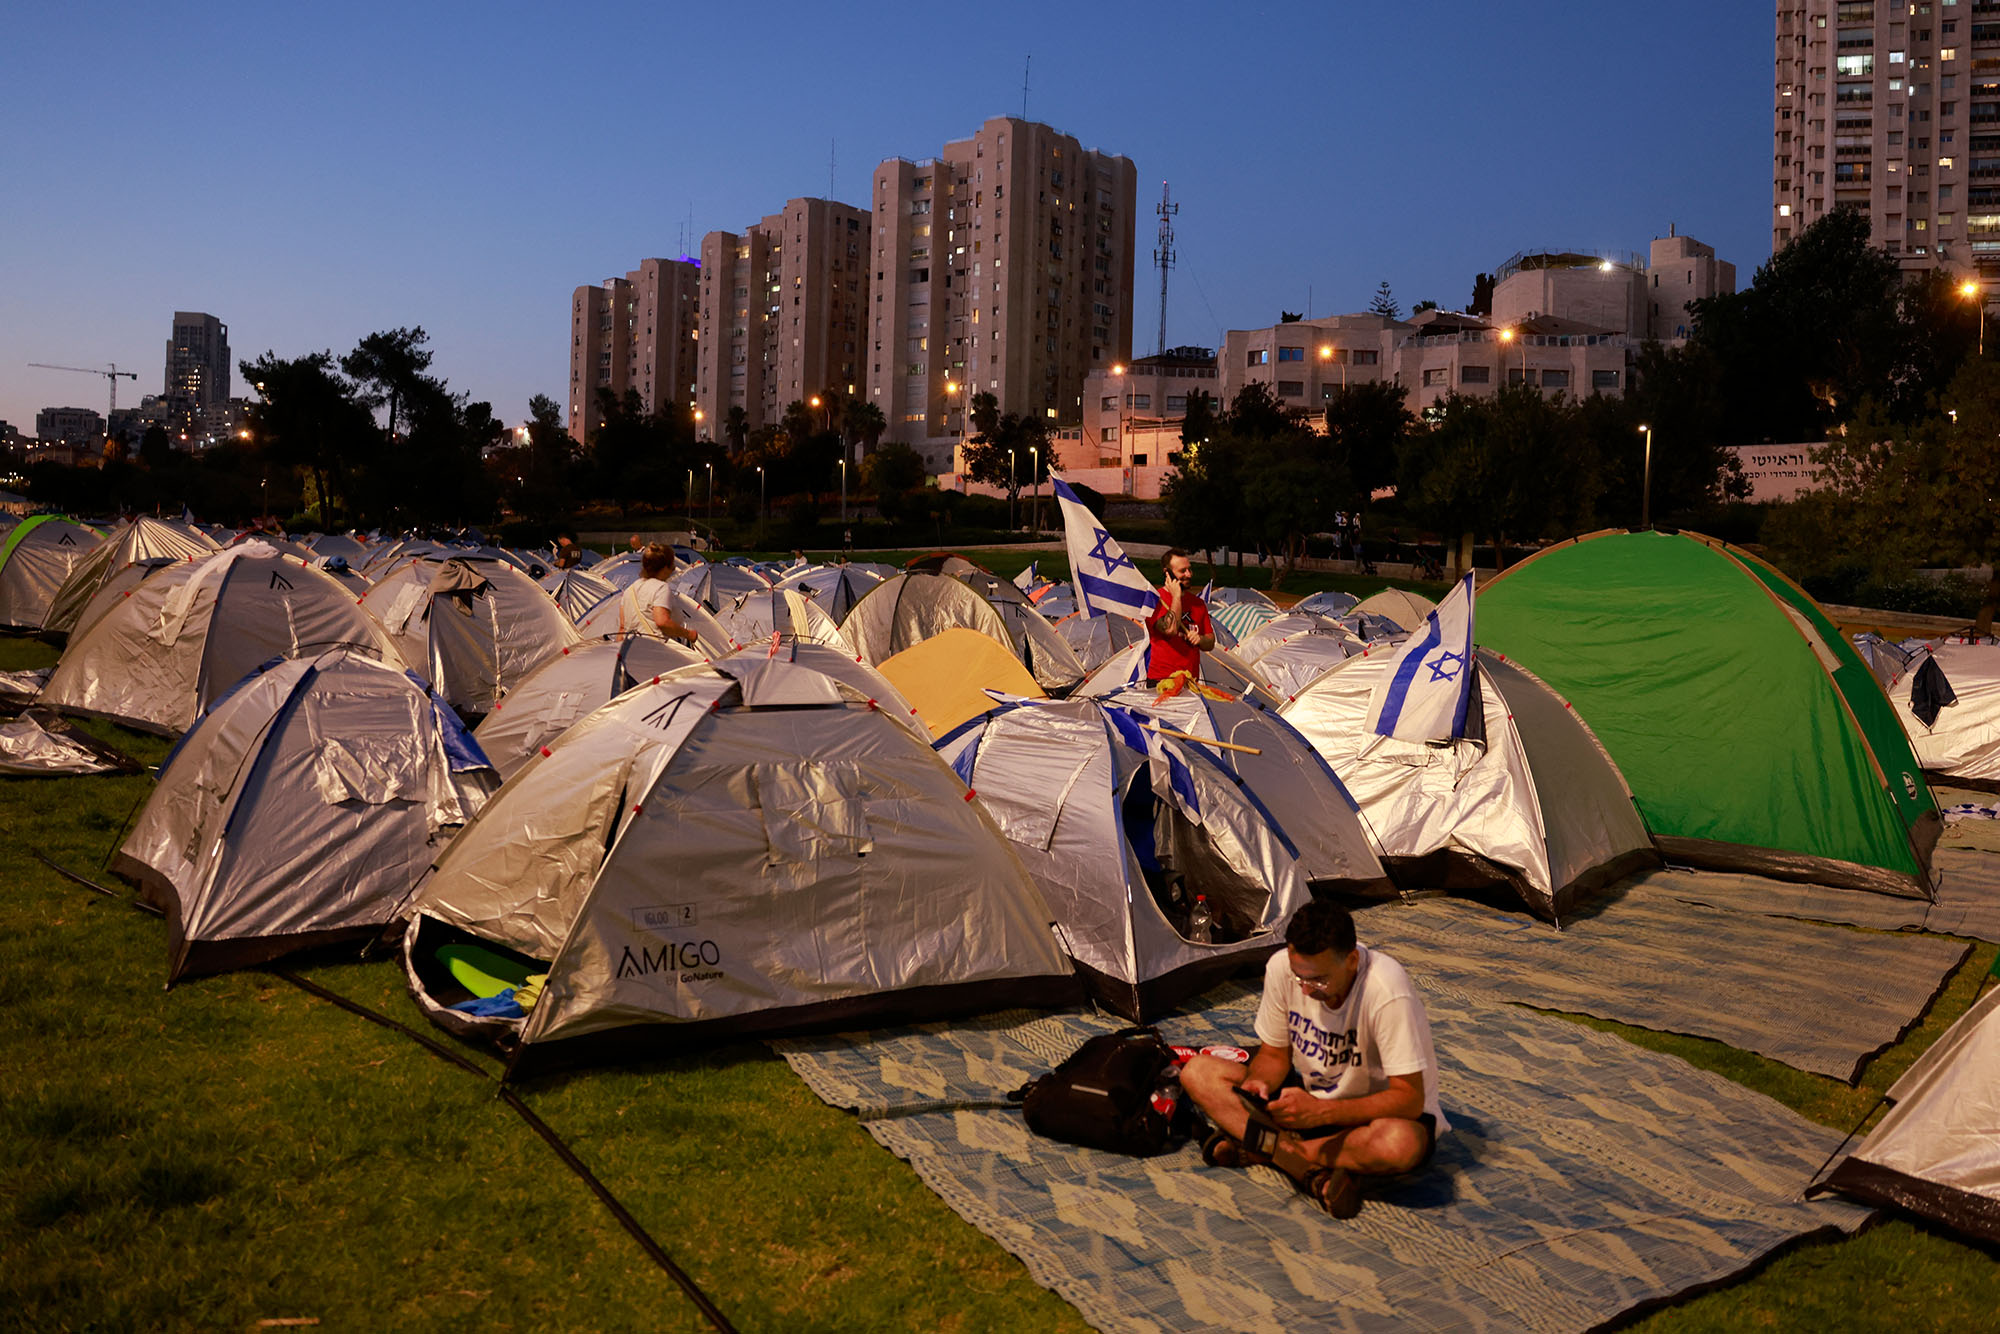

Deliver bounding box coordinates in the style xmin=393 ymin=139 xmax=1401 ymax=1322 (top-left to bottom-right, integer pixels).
xmin=1279 ymin=1072 xmax=1438 ymax=1167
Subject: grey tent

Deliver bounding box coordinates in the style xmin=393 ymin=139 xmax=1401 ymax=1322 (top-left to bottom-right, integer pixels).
xmin=1352 ymin=587 xmax=1437 ymax=632
xmin=773 ymin=563 xmax=884 ymax=624
xmin=936 ymin=696 xmax=1314 ymax=1020
xmin=573 ymin=586 xmax=738 ymax=655
xmin=399 ymin=654 xmax=1076 ymax=1073
xmin=39 ymin=542 xmax=406 ymax=736
xmin=1818 ymin=984 xmax=2000 ymax=1244
xmin=0 ymin=516 xmax=105 ymax=629
xmin=473 ymin=634 xmax=704 ymax=780
xmin=671 ymin=560 xmax=771 ymax=612
xmin=41 ymin=516 xmax=217 ymax=638
xmin=305 ymin=533 xmax=375 ymax=564
xmin=1075 ymin=640 xmax=1285 ymax=710
xmin=1294 ymin=590 xmax=1360 ymax=618
xmin=846 ymin=570 xmax=1084 ymax=692
xmin=1054 ymin=610 xmax=1144 ymax=673
xmin=711 ymin=587 xmax=853 ymax=652
xmin=1089 ymin=682 xmax=1392 ymax=897
xmin=539 ymin=566 xmax=618 ymax=622
xmin=1279 ymin=645 xmax=1658 ymax=922
xmin=722 ymin=639 xmax=929 ymax=743
xmin=1229 ymin=614 xmax=1368 ymax=700
xmin=360 ymin=555 xmax=580 ymax=722
xmin=114 ymin=649 xmax=496 ymax=981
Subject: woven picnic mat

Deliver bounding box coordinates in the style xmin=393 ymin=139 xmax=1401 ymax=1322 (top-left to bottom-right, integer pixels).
xmin=777 ymin=980 xmax=1871 ymax=1334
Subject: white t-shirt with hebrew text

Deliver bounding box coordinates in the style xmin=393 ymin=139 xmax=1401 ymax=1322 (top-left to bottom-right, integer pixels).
xmin=1253 ymin=944 xmax=1449 ymax=1132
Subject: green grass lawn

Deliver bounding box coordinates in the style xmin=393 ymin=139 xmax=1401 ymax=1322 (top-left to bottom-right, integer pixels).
xmin=4 ymin=629 xmax=1998 ymax=1332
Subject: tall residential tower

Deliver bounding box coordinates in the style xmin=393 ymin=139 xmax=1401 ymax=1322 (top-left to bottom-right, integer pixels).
xmin=866 ymin=117 xmax=1138 ymax=469
xmin=568 ymin=258 xmax=700 ymax=446
xmin=695 ymin=197 xmax=869 ymax=442
xmin=1774 ymin=1 xmax=1994 ymax=281
xmin=165 ymin=312 xmax=229 ymax=432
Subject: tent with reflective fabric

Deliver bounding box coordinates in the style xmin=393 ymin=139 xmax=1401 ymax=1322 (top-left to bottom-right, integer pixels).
xmin=1279 ymin=645 xmax=1658 ymax=923
xmin=1478 ymin=530 xmax=1941 ymax=899
xmin=359 ymin=555 xmax=580 ymax=723
xmin=112 ymin=649 xmax=497 ymax=981
xmin=711 ymin=587 xmax=852 ymax=653
xmin=0 ymin=515 xmax=105 ymax=629
xmin=39 ymin=542 xmax=405 ymax=736
xmin=573 ymin=586 xmax=737 ymax=656
xmin=399 ymin=654 xmax=1076 ymax=1073
xmin=41 ymin=516 xmax=216 ymax=638
xmin=935 ymin=696 xmax=1313 ymax=1020
xmin=538 ymin=566 xmax=618 ymax=622
xmin=1073 ymin=640 xmax=1283 ymax=710
xmin=1877 ymin=641 xmax=2000 ymax=792
xmin=473 ymin=634 xmax=704 ymax=780
xmin=1818 ymin=977 xmax=2000 ymax=1244
xmin=1088 ymin=682 xmax=1391 ymax=898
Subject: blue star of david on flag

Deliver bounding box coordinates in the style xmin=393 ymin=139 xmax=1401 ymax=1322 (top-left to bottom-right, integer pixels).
xmin=1366 ymin=573 xmax=1477 ymax=742
xmin=1053 ymin=470 xmax=1158 ymax=622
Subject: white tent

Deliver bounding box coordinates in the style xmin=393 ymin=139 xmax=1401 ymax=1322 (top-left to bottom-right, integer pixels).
xmin=473 ymin=634 xmax=704 ymax=780
xmin=0 ymin=516 xmax=105 ymax=630
xmin=1074 ymin=640 xmax=1284 ymax=710
xmin=539 ymin=566 xmax=619 ymax=622
xmin=573 ymin=586 xmax=737 ymax=656
xmin=359 ymin=555 xmax=580 ymax=722
xmin=400 ymin=654 xmax=1076 ymax=1072
xmin=40 ymin=543 xmax=405 ymax=736
xmin=114 ymin=649 xmax=496 ymax=981
xmin=41 ymin=516 xmax=216 ymax=638
xmin=711 ymin=587 xmax=852 ymax=653
xmin=1228 ymin=613 xmax=1368 ymax=700
xmin=937 ymin=696 xmax=1314 ymax=1020
xmin=1821 ymin=983 xmax=2000 ymax=1245
xmin=1054 ymin=611 xmax=1145 ymax=673
xmin=1279 ymin=645 xmax=1657 ymax=922
xmin=1884 ymin=641 xmax=2000 ymax=791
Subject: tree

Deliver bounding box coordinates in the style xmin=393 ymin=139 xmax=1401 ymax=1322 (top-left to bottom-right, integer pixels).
xmin=1412 ymin=299 xmax=1439 ymax=314
xmin=861 ymin=440 xmax=926 ymax=522
xmin=1279 ymin=310 xmax=1304 ymax=324
xmin=1323 ymin=380 xmax=1415 ymax=498
xmin=724 ymin=405 xmax=749 ymax=454
xmin=340 ymin=327 xmax=433 ymax=440
xmin=1469 ymin=273 xmax=1495 ymax=318
xmin=843 ymin=398 xmax=887 ymax=453
xmin=1368 ymin=281 xmax=1400 ymax=320
xmin=240 ymin=350 xmax=377 ymax=529
xmin=960 ymin=391 xmax=1049 ymax=506
xmin=1180 ymin=389 xmax=1217 ymax=450
xmin=517 ymin=393 xmax=578 ymax=523
xmin=1163 ymin=382 xmax=1335 ymax=584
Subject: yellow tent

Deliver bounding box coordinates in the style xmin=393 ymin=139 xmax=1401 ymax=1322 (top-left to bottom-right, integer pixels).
xmin=879 ymin=627 xmax=1046 ymax=738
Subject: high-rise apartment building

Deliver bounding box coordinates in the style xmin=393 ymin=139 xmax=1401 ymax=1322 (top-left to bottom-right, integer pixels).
xmin=568 ymin=258 xmax=700 ymax=445
xmin=1774 ymin=1 xmax=1993 ymax=278
xmin=867 ymin=117 xmax=1138 ymax=469
xmin=165 ymin=312 xmax=229 ymax=431
xmin=695 ymin=198 xmax=869 ymax=443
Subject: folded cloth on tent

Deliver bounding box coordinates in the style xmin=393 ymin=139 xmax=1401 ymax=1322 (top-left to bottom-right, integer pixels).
xmin=1348 ymin=888 xmax=1968 ymax=1083
xmin=1942 ymin=801 xmax=2000 ymax=822
xmin=0 ymin=667 xmax=51 ymax=710
xmin=776 ymin=980 xmax=1871 ymax=1334
xmin=0 ymin=709 xmax=141 ymax=776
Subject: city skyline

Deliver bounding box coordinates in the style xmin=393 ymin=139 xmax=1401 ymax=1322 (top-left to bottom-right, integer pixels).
xmin=2 ymin=1 xmax=1772 ymax=440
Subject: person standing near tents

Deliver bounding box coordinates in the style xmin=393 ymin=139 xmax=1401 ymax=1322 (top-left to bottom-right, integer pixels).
xmin=617 ymin=544 xmax=700 ymax=645
xmin=553 ymin=533 xmax=583 ymax=568
xmin=1180 ymin=901 xmax=1448 ymax=1218
xmin=1144 ymin=549 xmax=1214 ymax=685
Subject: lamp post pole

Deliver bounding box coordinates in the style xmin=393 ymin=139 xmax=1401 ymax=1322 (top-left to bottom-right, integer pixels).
xmin=706 ymin=462 xmax=714 ymax=524
xmin=1639 ymin=424 xmax=1653 ymax=530
xmin=1964 ymin=281 xmax=1985 ymax=357
xmin=686 ymin=468 xmax=693 ymax=519
xmin=839 ymin=457 xmax=847 ymax=525
xmin=757 ymin=465 xmax=766 ymax=525
xmin=1111 ymin=363 xmax=1126 ymax=465
xmin=1008 ymin=447 xmax=1016 ymax=530
xmin=1030 ymin=445 xmax=1040 ymax=532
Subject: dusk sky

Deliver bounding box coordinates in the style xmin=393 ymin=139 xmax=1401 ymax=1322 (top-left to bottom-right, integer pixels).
xmin=3 ymin=1 xmax=1773 ymax=439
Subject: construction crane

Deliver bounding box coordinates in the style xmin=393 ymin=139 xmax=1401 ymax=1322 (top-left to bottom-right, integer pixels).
xmin=28 ymin=362 xmax=139 ymax=425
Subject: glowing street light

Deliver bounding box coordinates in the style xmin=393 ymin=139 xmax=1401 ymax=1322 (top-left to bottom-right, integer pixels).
xmin=1110 ymin=363 xmax=1127 ymax=464
xmin=1962 ymin=280 xmax=1985 ymax=357
xmin=706 ymin=461 xmax=714 ymax=523
xmin=1498 ymin=326 xmax=1527 ymax=381
xmin=1030 ymin=444 xmax=1040 ymax=532
xmin=1320 ymin=343 xmax=1346 ymax=390
xmin=757 ymin=465 xmax=766 ymax=524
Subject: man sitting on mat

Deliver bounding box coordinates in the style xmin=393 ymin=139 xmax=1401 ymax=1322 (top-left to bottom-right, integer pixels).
xmin=1181 ymin=901 xmax=1448 ymax=1218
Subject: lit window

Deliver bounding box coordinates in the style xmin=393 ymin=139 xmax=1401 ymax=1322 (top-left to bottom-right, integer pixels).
xmin=1246 ymin=348 xmax=1270 ymax=366
xmin=1942 ymin=156 xmax=1956 ymax=167
xmin=1942 ymin=47 xmax=1958 ymax=60
xmin=1780 ymin=203 xmax=1793 ymax=216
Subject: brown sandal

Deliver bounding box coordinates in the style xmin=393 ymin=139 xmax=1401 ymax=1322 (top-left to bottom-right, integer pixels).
xmin=1300 ymin=1166 xmax=1362 ymax=1218
xmin=1200 ymin=1130 xmax=1272 ymax=1169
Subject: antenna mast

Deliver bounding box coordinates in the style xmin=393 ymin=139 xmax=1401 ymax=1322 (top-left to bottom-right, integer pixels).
xmin=1153 ymin=183 xmax=1178 ymax=357
xmin=1022 ymin=56 xmax=1031 ymax=119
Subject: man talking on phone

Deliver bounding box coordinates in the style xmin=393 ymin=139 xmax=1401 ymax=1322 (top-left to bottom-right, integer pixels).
xmin=1180 ymin=902 xmax=1448 ymax=1219
xmin=1145 ymin=549 xmax=1215 ymax=685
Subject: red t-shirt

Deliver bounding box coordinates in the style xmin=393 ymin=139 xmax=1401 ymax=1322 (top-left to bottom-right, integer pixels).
xmin=1145 ymin=589 xmax=1212 ymax=681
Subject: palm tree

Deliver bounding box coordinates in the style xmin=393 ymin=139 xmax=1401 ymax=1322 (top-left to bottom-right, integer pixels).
xmin=724 ymin=405 xmax=749 ymax=455
xmin=843 ymin=399 xmax=887 ymax=455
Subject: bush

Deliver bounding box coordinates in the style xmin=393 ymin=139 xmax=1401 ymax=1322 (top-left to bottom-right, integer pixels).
xmin=956 ymin=494 xmax=1008 ymax=529
xmin=1800 ymin=567 xmax=1983 ymax=618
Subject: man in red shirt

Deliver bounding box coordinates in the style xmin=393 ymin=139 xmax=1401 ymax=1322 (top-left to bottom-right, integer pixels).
xmin=1146 ymin=549 xmax=1215 ymax=684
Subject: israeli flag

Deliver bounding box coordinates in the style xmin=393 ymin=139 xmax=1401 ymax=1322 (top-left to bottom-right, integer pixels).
xmin=1054 ymin=471 xmax=1159 ymax=621
xmin=1365 ymin=573 xmax=1476 ymax=742
xmin=1013 ymin=560 xmax=1038 ymax=591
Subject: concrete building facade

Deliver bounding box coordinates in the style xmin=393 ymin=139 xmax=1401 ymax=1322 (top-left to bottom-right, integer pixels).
xmin=1774 ymin=1 xmax=1998 ymax=287
xmin=1076 ymin=346 xmax=1220 ymax=466
xmin=867 ymin=116 xmax=1138 ymax=470
xmin=568 ymin=257 xmax=700 ymax=446
xmin=165 ymin=312 xmax=229 ymax=432
xmin=36 ymin=406 xmax=105 ymax=444
xmin=1218 ymin=314 xmax=1406 ymax=414
xmin=1488 ymin=237 xmax=1736 ymax=343
xmin=695 ymin=197 xmax=869 ymax=443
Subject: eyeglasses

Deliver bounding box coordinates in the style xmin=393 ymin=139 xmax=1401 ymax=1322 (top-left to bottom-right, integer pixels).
xmin=1296 ymin=975 xmax=1336 ymax=994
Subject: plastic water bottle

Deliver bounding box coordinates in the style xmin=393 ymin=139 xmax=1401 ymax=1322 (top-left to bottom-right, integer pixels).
xmin=1188 ymin=894 xmax=1212 ymax=945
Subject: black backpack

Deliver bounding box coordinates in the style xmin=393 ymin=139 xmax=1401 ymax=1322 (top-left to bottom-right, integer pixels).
xmin=1010 ymin=1026 xmax=1191 ymax=1157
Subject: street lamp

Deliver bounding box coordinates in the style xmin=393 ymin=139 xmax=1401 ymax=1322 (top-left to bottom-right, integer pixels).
xmin=694 ymin=407 xmax=705 ymax=439
xmin=706 ymin=461 xmax=714 ymax=523
xmin=1008 ymin=447 xmax=1016 ymax=531
xmin=1111 ymin=363 xmax=1127 ymax=465
xmin=1499 ymin=327 xmax=1527 ymax=383
xmin=1962 ymin=280 xmax=1985 ymax=358
xmin=757 ymin=465 xmax=766 ymax=525
xmin=1638 ymin=424 xmax=1653 ymax=530
xmin=1030 ymin=444 xmax=1040 ymax=532
xmin=838 ymin=456 xmax=847 ymax=525
xmin=1320 ymin=344 xmax=1346 ymax=391
xmin=686 ymin=468 xmax=694 ymax=519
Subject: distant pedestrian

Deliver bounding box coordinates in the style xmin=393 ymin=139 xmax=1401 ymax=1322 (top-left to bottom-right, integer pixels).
xmin=843 ymin=527 xmax=853 ymax=555
xmin=628 ymin=533 xmax=644 ymax=553
xmin=554 ymin=533 xmax=582 ymax=568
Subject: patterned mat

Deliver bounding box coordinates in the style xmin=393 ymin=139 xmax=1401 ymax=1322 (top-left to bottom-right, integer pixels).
xmin=1350 ymin=888 xmax=1968 ymax=1083
xmin=1620 ymin=853 xmax=2000 ymax=947
xmin=778 ymin=981 xmax=1871 ymax=1334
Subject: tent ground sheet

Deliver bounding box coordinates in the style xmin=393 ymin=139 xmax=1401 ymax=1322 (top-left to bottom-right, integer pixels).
xmin=1350 ymin=888 xmax=1967 ymax=1083
xmin=777 ymin=980 xmax=1871 ymax=1334
xmin=1624 ymin=852 xmax=2000 ymax=947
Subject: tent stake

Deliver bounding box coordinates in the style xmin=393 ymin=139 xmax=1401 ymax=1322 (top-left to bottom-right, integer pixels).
xmin=1134 ymin=721 xmax=1261 ymax=755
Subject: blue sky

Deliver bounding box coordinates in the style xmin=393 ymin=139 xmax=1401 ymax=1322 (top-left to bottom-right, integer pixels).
xmin=1 ymin=1 xmax=1773 ymax=437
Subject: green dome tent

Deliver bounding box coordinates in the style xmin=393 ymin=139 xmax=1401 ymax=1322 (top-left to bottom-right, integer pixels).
xmin=1478 ymin=530 xmax=1939 ymax=899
